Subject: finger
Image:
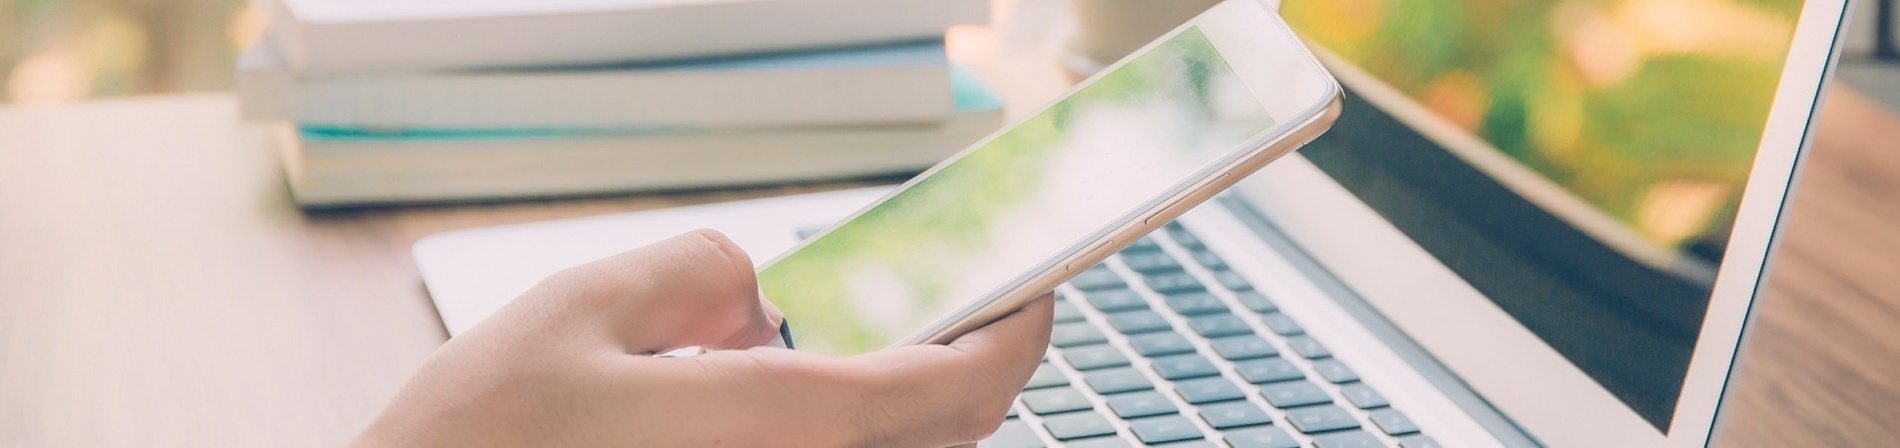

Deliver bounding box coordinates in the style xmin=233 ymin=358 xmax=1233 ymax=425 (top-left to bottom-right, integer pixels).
xmin=944 ymin=293 xmax=1056 ymax=364
xmin=518 ymin=229 xmax=780 ymax=353
xmin=843 ymin=294 xmax=1057 ymax=446
xmin=757 ymin=293 xmax=785 ymax=338
xmin=602 ymin=296 xmax=1054 ymax=447
xmin=603 ymin=347 xmax=876 ymax=446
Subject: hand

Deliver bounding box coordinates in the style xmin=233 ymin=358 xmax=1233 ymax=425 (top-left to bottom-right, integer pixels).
xmin=353 ymin=229 xmax=1055 ymax=448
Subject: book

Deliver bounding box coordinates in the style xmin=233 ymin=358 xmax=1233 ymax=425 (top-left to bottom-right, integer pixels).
xmin=238 ymin=37 xmax=953 ymax=130
xmin=251 ymin=0 xmax=990 ymax=76
xmin=277 ymin=68 xmax=1004 ymax=207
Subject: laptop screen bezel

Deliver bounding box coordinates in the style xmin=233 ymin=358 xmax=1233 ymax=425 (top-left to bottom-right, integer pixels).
xmin=1231 ymin=0 xmax=1849 ymax=445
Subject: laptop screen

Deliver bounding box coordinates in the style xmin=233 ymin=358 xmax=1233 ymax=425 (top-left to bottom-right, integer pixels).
xmin=1280 ymin=0 xmax=1803 ymax=432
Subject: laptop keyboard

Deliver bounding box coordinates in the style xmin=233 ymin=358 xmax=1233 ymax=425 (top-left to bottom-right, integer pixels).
xmin=979 ymin=222 xmax=1439 ymax=448
xmin=793 ymin=220 xmax=1440 ymax=447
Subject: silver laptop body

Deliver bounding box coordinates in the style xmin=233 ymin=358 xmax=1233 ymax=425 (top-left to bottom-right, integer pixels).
xmin=413 ymin=0 xmax=1849 ymax=445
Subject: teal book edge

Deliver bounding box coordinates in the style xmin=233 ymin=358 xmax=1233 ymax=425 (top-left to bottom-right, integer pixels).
xmin=299 ymin=66 xmax=999 ymax=142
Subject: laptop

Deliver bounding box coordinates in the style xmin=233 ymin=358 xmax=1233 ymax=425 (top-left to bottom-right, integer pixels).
xmin=411 ymin=0 xmax=1849 ymax=446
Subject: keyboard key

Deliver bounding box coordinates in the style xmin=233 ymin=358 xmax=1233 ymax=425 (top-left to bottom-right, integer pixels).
xmin=1311 ymin=359 xmax=1359 ymax=384
xmin=1209 ymin=336 xmax=1278 ymax=360
xmin=1260 ymin=313 xmax=1305 ymax=336
xmin=1130 ymin=415 xmax=1204 ymax=444
xmin=1021 ymin=387 xmax=1093 ymax=415
xmin=1338 ymin=383 xmax=1389 ymax=409
xmin=1235 ymin=291 xmax=1278 ymax=313
xmin=981 ymin=419 xmax=1045 ymax=448
xmin=1369 ymin=408 xmax=1420 ymax=435
xmin=1125 ymin=236 xmax=1162 ymax=252
xmin=1190 ymin=250 xmax=1227 ymax=270
xmin=1128 ymin=332 xmax=1197 ymax=357
xmin=1027 ymin=363 xmax=1070 ymax=389
xmin=1084 ymin=289 xmax=1149 ymax=312
xmin=1159 ymin=441 xmax=1218 ymax=448
xmin=1196 ymin=401 xmax=1273 ymax=429
xmin=1106 ymin=391 xmax=1178 ymax=419
xmin=1084 ymin=367 xmax=1154 ymax=394
xmin=1051 ymin=322 xmax=1110 ymax=348
xmin=1065 ymin=345 xmax=1132 ymax=370
xmin=1150 ymin=354 xmax=1221 ymax=380
xmin=1041 ymin=411 xmax=1118 ymax=440
xmin=1106 ymin=310 xmax=1172 ymax=334
xmin=1173 ymin=377 xmax=1247 ymax=404
xmin=1222 ymin=426 xmax=1299 ymax=448
xmin=1067 ymin=437 xmax=1133 ymax=448
xmin=1165 ymin=291 xmax=1230 ymax=316
xmin=1122 ymin=251 xmax=1185 ymax=273
xmin=1312 ymin=431 xmax=1383 ymax=448
xmin=1053 ymin=301 xmax=1086 ymax=323
xmin=1143 ymin=271 xmax=1206 ymax=294
xmin=1213 ymin=271 xmax=1253 ymax=291
xmin=1285 ymin=405 xmax=1360 ymax=433
xmin=1286 ymin=335 xmax=1333 ymax=359
xmin=1070 ymin=267 xmax=1127 ymax=291
xmin=1260 ymin=380 xmax=1333 ymax=408
xmin=1188 ymin=314 xmax=1254 ymax=338
xmin=1234 ymin=358 xmax=1304 ymax=384
xmin=1007 ymin=405 xmax=1018 ymax=418
xmin=1398 ymin=435 xmax=1443 ymax=448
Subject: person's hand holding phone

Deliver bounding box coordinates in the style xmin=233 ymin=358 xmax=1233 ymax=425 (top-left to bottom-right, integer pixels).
xmin=352 ymin=230 xmax=1053 ymax=448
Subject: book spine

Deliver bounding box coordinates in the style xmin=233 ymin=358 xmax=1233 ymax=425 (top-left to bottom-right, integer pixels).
xmin=248 ymin=65 xmax=953 ymax=130
xmin=284 ymin=110 xmax=1004 ymax=206
xmin=282 ymin=0 xmax=989 ymax=76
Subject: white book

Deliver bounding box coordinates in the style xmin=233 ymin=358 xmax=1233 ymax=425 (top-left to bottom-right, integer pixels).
xmin=252 ymin=0 xmax=989 ymax=76
xmin=278 ymin=69 xmax=1003 ymax=207
xmin=238 ymin=37 xmax=952 ymax=130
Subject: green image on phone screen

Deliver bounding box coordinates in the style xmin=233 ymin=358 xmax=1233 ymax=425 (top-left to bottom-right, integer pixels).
xmin=759 ymin=27 xmax=1279 ymax=356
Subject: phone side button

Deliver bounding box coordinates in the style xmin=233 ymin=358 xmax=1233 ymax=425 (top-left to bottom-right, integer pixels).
xmin=1145 ymin=173 xmax=1230 ymax=226
xmin=1071 ymin=239 xmax=1117 ymax=272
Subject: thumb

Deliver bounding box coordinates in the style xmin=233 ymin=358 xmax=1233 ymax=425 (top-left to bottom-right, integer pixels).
xmin=845 ymin=295 xmax=1056 ymax=446
xmin=594 ymin=295 xmax=1053 ymax=447
xmin=530 ymin=229 xmax=783 ymax=354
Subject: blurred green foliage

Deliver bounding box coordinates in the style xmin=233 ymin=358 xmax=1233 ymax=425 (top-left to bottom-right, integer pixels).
xmin=1283 ymin=0 xmax=1802 ymax=249
xmin=757 ymin=28 xmax=1264 ymax=355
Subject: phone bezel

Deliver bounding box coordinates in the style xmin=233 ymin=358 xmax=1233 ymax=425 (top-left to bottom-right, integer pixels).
xmin=758 ymin=0 xmax=1342 ymax=353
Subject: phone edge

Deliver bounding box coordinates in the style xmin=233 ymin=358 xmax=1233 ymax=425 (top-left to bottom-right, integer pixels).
xmin=904 ymin=91 xmax=1345 ymax=347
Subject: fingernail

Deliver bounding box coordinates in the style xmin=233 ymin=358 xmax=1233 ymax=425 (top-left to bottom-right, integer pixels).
xmin=653 ymin=346 xmax=709 ymax=358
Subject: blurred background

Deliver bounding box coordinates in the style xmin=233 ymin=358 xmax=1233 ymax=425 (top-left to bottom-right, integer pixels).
xmin=1 ymin=0 xmax=1895 ymax=108
xmin=0 ymin=0 xmax=259 ymax=105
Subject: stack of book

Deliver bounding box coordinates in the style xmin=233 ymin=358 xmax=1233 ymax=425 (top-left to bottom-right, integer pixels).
xmin=239 ymin=0 xmax=1002 ymax=207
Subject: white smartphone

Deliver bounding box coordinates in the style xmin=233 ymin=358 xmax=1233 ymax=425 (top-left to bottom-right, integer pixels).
xmin=757 ymin=0 xmax=1341 ymax=356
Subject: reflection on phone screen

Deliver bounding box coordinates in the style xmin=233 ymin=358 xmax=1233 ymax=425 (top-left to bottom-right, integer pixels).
xmin=759 ymin=28 xmax=1280 ymax=356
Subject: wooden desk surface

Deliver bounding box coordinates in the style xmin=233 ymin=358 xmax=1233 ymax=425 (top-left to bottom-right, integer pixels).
xmin=3 ymin=34 xmax=1899 ymax=448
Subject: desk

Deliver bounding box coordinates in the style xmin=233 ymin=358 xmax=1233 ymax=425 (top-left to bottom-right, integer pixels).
xmin=4 ymin=27 xmax=1899 ymax=448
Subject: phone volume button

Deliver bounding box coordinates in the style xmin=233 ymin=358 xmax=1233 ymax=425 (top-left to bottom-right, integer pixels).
xmin=1076 ymin=239 xmax=1116 ymax=270
xmin=1146 ymin=172 xmax=1232 ymax=226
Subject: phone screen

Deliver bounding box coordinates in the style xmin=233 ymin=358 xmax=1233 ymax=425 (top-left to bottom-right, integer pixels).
xmin=759 ymin=27 xmax=1280 ymax=356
